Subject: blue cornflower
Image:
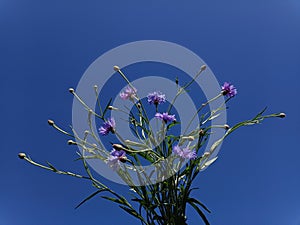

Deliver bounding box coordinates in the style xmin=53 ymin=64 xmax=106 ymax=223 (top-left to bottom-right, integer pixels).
xmin=221 ymin=82 xmax=237 ymax=97
xmin=120 ymin=86 xmax=137 ymax=101
xmin=147 ymin=91 xmax=166 ymax=105
xmin=155 ymin=112 xmax=176 ymax=123
xmin=99 ymin=117 xmax=116 ymax=135
xmin=107 ymin=149 xmax=127 ymax=171
xmin=173 ymin=145 xmax=196 ymax=160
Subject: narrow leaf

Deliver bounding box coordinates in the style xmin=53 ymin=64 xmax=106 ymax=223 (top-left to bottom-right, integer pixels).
xmin=75 ymin=189 xmax=106 ymax=209
xmin=188 ymin=197 xmax=211 ymax=213
xmin=46 ymin=162 xmax=58 ymax=172
xmin=101 ymin=196 xmax=126 ymax=205
xmin=188 ymin=201 xmax=210 ymax=225
xmin=201 ymin=157 xmax=218 ymax=170
xmin=102 ymin=98 xmax=112 ymax=117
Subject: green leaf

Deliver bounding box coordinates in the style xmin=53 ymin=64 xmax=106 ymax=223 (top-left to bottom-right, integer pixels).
xmin=167 ymin=121 xmax=181 ymax=130
xmin=187 ymin=197 xmax=211 ymax=213
xmin=254 ymin=106 xmax=267 ymax=119
xmin=46 ymin=162 xmax=58 ymax=172
xmin=75 ymin=189 xmax=106 ymax=209
xmin=119 ymin=205 xmax=145 ymax=223
xmin=102 ymin=98 xmax=112 ymax=117
xmin=188 ymin=201 xmax=210 ymax=225
xmin=101 ymin=196 xmax=126 ymax=205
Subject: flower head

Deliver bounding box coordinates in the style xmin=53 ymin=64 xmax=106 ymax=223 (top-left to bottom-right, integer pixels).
xmin=99 ymin=117 xmax=116 ymax=135
xmin=107 ymin=149 xmax=126 ymax=171
xmin=221 ymin=82 xmax=237 ymax=97
xmin=155 ymin=112 xmax=176 ymax=123
xmin=147 ymin=91 xmax=166 ymax=105
xmin=120 ymin=86 xmax=137 ymax=101
xmin=173 ymin=145 xmax=196 ymax=160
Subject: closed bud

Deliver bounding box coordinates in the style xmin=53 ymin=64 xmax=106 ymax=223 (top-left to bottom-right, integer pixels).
xmin=200 ymin=65 xmax=207 ymax=71
xmin=199 ymin=129 xmax=205 ymax=136
xmin=224 ymin=124 xmax=230 ymax=130
xmin=119 ymin=156 xmax=127 ymax=163
xmin=48 ymin=119 xmax=54 ymax=126
xmin=188 ymin=136 xmax=195 ymax=141
xmin=278 ymin=113 xmax=286 ymax=118
xmin=67 ymin=140 xmax=76 ymax=145
xmin=112 ymin=144 xmax=124 ymax=151
xmin=108 ymin=106 xmax=118 ymax=110
xmin=18 ymin=152 xmax=26 ymax=159
xmin=113 ymin=66 xmax=120 ymax=71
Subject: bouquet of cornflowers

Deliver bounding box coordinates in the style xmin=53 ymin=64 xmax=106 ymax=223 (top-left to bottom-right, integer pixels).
xmin=19 ymin=65 xmax=285 ymax=225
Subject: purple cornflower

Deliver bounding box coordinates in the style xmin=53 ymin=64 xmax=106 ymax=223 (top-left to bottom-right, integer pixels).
xmin=173 ymin=145 xmax=197 ymax=160
xmin=221 ymin=82 xmax=237 ymax=97
xmin=107 ymin=149 xmax=126 ymax=171
xmin=155 ymin=112 xmax=176 ymax=123
xmin=99 ymin=117 xmax=116 ymax=135
xmin=147 ymin=91 xmax=166 ymax=105
xmin=120 ymin=86 xmax=137 ymax=101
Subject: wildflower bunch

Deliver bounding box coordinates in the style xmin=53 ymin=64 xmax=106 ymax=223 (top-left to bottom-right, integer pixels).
xmin=19 ymin=65 xmax=285 ymax=225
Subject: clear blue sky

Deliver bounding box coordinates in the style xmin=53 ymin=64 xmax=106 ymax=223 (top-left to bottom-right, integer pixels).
xmin=1 ymin=0 xmax=300 ymax=225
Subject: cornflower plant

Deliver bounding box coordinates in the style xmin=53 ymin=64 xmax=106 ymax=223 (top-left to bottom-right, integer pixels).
xmin=18 ymin=65 xmax=285 ymax=225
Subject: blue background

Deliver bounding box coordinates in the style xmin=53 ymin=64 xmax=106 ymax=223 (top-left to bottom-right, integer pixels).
xmin=1 ymin=0 xmax=300 ymax=224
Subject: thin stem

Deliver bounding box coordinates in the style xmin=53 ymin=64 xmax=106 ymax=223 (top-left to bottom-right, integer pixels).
xmin=183 ymin=93 xmax=223 ymax=135
xmin=94 ymin=85 xmax=103 ymax=116
xmin=22 ymin=155 xmax=91 ymax=180
xmin=71 ymin=90 xmax=103 ymax=119
xmin=168 ymin=66 xmax=206 ymax=113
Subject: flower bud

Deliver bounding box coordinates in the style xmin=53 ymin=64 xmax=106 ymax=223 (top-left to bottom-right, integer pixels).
xmin=112 ymin=144 xmax=124 ymax=151
xmin=224 ymin=124 xmax=230 ymax=130
xmin=189 ymin=136 xmax=195 ymax=141
xmin=88 ymin=109 xmax=93 ymax=116
xmin=69 ymin=88 xmax=75 ymax=93
xmin=18 ymin=152 xmax=26 ymax=159
xmin=200 ymin=65 xmax=207 ymax=71
xmin=67 ymin=140 xmax=76 ymax=145
xmin=119 ymin=156 xmax=127 ymax=163
xmin=108 ymin=106 xmax=118 ymax=110
xmin=48 ymin=119 xmax=55 ymax=126
xmin=278 ymin=113 xmax=286 ymax=118
xmin=113 ymin=66 xmax=120 ymax=71
xmin=199 ymin=129 xmax=205 ymax=136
